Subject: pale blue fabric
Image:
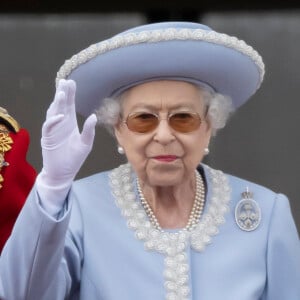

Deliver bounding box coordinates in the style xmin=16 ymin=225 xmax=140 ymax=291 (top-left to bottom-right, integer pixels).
xmin=1 ymin=165 xmax=299 ymax=299
xmin=66 ymin=22 xmax=263 ymax=117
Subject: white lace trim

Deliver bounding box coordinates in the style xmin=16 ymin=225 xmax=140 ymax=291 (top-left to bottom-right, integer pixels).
xmin=109 ymin=163 xmax=231 ymax=300
xmin=56 ymin=27 xmax=264 ymax=87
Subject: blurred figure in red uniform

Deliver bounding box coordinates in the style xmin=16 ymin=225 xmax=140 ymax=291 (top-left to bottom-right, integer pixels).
xmin=0 ymin=107 xmax=36 ymax=252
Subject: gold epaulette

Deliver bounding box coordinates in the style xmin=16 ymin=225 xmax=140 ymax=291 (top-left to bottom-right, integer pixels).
xmin=0 ymin=107 xmax=20 ymax=133
xmin=0 ymin=107 xmax=20 ymax=189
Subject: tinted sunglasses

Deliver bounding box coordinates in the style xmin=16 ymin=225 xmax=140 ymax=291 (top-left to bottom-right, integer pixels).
xmin=123 ymin=112 xmax=202 ymax=133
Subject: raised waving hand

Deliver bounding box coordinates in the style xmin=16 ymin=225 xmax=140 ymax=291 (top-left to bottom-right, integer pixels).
xmin=37 ymin=79 xmax=97 ymax=214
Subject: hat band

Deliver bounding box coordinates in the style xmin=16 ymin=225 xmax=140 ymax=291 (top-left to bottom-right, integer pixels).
xmin=111 ymin=76 xmax=215 ymax=98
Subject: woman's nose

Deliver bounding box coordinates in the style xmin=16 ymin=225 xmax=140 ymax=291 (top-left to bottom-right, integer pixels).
xmin=153 ymin=119 xmax=175 ymax=144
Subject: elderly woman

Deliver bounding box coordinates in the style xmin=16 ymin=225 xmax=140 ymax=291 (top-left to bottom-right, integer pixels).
xmin=0 ymin=22 xmax=299 ymax=300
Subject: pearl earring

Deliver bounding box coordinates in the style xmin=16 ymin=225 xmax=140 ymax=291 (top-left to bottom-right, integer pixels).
xmin=117 ymin=146 xmax=125 ymax=154
xmin=204 ymin=147 xmax=210 ymax=155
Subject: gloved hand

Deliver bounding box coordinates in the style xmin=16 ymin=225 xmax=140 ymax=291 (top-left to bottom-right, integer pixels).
xmin=36 ymin=79 xmax=97 ymax=215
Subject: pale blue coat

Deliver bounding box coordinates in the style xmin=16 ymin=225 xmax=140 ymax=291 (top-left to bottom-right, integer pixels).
xmin=0 ymin=164 xmax=299 ymax=300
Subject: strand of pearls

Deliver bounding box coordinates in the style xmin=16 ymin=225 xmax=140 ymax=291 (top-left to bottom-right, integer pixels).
xmin=137 ymin=171 xmax=205 ymax=232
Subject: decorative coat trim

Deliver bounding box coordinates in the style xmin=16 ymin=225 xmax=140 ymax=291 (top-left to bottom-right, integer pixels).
xmin=109 ymin=163 xmax=231 ymax=300
xmin=56 ymin=28 xmax=264 ymax=87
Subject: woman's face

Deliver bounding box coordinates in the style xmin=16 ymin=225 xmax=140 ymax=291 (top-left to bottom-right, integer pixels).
xmin=114 ymin=80 xmax=212 ymax=187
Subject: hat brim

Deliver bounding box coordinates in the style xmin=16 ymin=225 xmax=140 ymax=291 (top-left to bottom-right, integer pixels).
xmin=57 ymin=22 xmax=264 ymax=117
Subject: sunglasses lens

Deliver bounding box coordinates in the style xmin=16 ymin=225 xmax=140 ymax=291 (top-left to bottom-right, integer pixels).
xmin=126 ymin=113 xmax=158 ymax=133
xmin=169 ymin=113 xmax=201 ymax=133
xmin=126 ymin=112 xmax=201 ymax=133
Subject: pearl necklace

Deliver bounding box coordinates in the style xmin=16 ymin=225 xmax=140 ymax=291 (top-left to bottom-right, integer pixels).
xmin=136 ymin=171 xmax=205 ymax=231
xmin=110 ymin=163 xmax=231 ymax=300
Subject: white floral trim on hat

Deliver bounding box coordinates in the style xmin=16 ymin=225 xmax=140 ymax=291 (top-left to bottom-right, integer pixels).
xmin=56 ymin=27 xmax=265 ymax=89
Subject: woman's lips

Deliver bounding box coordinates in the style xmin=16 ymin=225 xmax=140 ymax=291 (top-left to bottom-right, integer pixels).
xmin=153 ymin=155 xmax=178 ymax=162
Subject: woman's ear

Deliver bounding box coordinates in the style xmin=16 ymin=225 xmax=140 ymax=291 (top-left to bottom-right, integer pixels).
xmin=204 ymin=116 xmax=213 ymax=134
xmin=114 ymin=123 xmax=123 ymax=146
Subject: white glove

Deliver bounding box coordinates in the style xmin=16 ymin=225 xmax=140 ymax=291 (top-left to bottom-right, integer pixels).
xmin=36 ymin=79 xmax=97 ymax=215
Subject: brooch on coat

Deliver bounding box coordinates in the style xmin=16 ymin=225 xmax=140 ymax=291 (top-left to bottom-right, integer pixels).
xmin=235 ymin=187 xmax=261 ymax=231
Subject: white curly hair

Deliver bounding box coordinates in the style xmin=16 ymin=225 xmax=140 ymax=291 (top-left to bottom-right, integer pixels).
xmin=95 ymin=84 xmax=234 ymax=136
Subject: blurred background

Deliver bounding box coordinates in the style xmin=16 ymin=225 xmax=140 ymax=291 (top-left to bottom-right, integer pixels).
xmin=1 ymin=1 xmax=300 ymax=230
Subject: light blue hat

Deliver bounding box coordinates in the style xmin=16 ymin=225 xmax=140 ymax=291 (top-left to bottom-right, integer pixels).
xmin=56 ymin=22 xmax=265 ymax=117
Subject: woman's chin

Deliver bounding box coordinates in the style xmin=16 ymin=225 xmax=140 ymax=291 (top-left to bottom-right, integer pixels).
xmin=145 ymin=165 xmax=187 ymax=187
